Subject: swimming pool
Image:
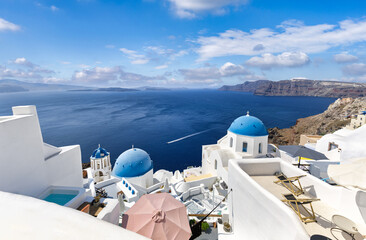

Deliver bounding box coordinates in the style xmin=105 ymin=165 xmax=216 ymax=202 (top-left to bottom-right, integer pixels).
xmin=43 ymin=193 xmax=77 ymax=206
xmin=38 ymin=186 xmax=86 ymax=208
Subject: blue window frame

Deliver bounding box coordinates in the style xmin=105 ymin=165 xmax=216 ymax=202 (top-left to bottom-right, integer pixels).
xmin=242 ymin=142 xmax=247 ymax=152
xmin=259 ymin=143 xmax=262 ymax=154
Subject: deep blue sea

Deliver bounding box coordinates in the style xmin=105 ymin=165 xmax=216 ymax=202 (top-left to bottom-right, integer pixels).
xmin=0 ymin=90 xmax=335 ymax=171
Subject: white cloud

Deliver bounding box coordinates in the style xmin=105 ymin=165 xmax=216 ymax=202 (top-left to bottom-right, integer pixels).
xmin=0 ymin=18 xmax=20 ymax=32
xmin=145 ymin=46 xmax=188 ymax=60
xmin=0 ymin=59 xmax=55 ymax=82
xmin=60 ymin=61 xmax=71 ymax=65
xmin=219 ymin=62 xmax=250 ymax=76
xmin=334 ymin=52 xmax=359 ymax=63
xmin=179 ymin=62 xmax=253 ymax=83
xmin=196 ymin=18 xmax=366 ymax=61
xmin=12 ymin=57 xmax=54 ymax=73
xmin=72 ymin=66 xmax=166 ymax=85
xmin=246 ymin=52 xmax=310 ymax=69
xmin=155 ymin=65 xmax=168 ymax=70
xmin=120 ymin=48 xmax=149 ymax=64
xmin=105 ymin=44 xmax=115 ymax=49
xmin=120 ymin=46 xmax=187 ymax=67
xmin=0 ymin=66 xmax=42 ymax=80
xmin=13 ymin=58 xmax=37 ymax=68
xmin=50 ymin=5 xmax=59 ymax=11
xmin=168 ymin=0 xmax=248 ymax=19
xmin=79 ymin=64 xmax=91 ymax=68
xmin=342 ymin=63 xmax=366 ymax=76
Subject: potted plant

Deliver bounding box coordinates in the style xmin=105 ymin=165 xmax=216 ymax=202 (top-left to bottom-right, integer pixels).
xmin=201 ymin=221 xmax=209 ymax=232
xmin=223 ymin=222 xmax=231 ymax=232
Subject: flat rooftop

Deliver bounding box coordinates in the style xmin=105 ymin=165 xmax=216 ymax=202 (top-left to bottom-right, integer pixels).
xmin=252 ymin=175 xmax=366 ymax=240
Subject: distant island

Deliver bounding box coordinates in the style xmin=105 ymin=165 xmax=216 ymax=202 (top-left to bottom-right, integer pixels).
xmin=0 ymin=79 xmax=176 ymax=93
xmin=219 ymin=79 xmax=366 ymax=98
xmin=71 ymin=87 xmax=139 ymax=92
xmin=0 ymin=79 xmax=89 ymax=93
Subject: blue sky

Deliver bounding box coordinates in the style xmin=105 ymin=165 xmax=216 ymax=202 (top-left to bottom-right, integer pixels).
xmin=1 ymin=0 xmax=366 ymax=88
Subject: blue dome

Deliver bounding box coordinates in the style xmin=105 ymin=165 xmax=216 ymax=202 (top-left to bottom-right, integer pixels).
xmin=112 ymin=148 xmax=153 ymax=178
xmin=228 ymin=114 xmax=268 ymax=136
xmin=91 ymin=146 xmax=109 ymax=159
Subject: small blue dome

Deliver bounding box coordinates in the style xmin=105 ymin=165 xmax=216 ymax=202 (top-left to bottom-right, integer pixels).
xmin=228 ymin=114 xmax=268 ymax=136
xmin=112 ymin=148 xmax=153 ymax=178
xmin=91 ymin=145 xmax=109 ymax=159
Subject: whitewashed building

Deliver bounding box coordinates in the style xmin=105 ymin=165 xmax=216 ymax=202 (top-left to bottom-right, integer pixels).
xmin=316 ymin=124 xmax=366 ymax=162
xmin=346 ymin=111 xmax=366 ymax=130
xmin=0 ymin=106 xmax=144 ymax=239
xmin=202 ymin=112 xmax=268 ymax=183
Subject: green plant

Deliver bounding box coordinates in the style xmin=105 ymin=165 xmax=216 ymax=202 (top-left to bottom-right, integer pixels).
xmin=223 ymin=222 xmax=231 ymax=232
xmin=201 ymin=221 xmax=210 ymax=232
xmin=189 ymin=219 xmax=196 ymax=226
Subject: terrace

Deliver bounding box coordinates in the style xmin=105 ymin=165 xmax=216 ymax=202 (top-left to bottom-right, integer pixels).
xmin=228 ymin=158 xmax=366 ymax=240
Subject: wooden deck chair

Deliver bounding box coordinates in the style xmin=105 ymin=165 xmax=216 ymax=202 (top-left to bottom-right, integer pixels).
xmin=282 ymin=193 xmax=319 ymax=224
xmin=274 ymin=173 xmax=306 ymax=196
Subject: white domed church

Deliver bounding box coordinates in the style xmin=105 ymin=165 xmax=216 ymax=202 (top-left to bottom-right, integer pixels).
xmin=112 ymin=147 xmax=154 ymax=188
xmin=202 ymin=112 xmax=268 ymax=183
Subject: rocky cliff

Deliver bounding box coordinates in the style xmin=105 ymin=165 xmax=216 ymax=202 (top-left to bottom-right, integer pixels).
xmin=219 ymin=79 xmax=366 ymax=98
xmin=268 ymin=97 xmax=366 ymax=145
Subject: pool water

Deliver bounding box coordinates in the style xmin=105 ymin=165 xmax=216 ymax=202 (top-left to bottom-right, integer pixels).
xmin=43 ymin=193 xmax=77 ymax=206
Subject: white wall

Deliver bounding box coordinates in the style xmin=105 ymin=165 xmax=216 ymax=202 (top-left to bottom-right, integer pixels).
xmin=228 ymin=159 xmax=309 ymax=240
xmin=181 ymin=186 xmax=202 ymax=201
xmin=97 ymin=198 xmax=121 ymax=225
xmin=316 ymin=125 xmax=366 ymax=161
xmin=186 ymin=176 xmax=217 ymax=189
xmin=0 ymin=191 xmax=148 ymax=240
xmin=227 ymin=131 xmax=268 ymax=158
xmin=0 ymin=105 xmax=83 ymax=197
xmin=45 ymin=145 xmax=83 ymax=188
xmin=126 ymin=169 xmax=153 ymax=188
xmin=0 ymin=107 xmax=49 ymax=197
xmin=202 ymin=145 xmax=219 ymax=176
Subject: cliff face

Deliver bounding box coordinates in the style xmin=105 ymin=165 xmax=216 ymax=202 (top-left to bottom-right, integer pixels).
xmin=219 ymin=79 xmax=366 ymax=98
xmin=220 ymin=80 xmax=270 ymax=92
xmin=268 ymin=97 xmax=366 ymax=145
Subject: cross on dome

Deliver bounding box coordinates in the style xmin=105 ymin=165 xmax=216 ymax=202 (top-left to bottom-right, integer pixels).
xmin=246 ymin=111 xmax=250 ymax=116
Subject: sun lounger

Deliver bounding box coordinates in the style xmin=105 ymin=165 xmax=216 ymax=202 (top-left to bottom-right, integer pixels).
xmin=282 ymin=193 xmax=319 ymax=223
xmin=274 ymin=173 xmax=306 ymax=196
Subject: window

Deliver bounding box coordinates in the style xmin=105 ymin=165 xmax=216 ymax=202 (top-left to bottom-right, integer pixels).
xmin=230 ymin=137 xmax=233 ymax=148
xmin=242 ymin=142 xmax=247 ymax=152
xmin=258 ymin=143 xmax=262 ymax=154
xmin=215 ymin=160 xmax=217 ymax=170
xmin=328 ymin=142 xmax=338 ymax=151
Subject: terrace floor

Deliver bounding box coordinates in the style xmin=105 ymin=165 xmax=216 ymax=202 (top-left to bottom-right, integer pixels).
xmin=184 ymin=192 xmax=227 ymax=215
xmin=251 ymin=175 xmax=366 ymax=240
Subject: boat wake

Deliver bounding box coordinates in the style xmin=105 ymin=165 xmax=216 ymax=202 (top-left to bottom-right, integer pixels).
xmin=167 ymin=129 xmax=211 ymax=144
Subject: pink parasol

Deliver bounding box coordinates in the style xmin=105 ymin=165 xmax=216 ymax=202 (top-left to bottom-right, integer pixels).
xmin=122 ymin=193 xmax=191 ymax=240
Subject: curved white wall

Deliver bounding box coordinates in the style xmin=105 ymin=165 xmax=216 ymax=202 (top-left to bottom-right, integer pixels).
xmin=0 ymin=191 xmax=148 ymax=239
xmin=228 ymin=159 xmax=309 ymax=240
